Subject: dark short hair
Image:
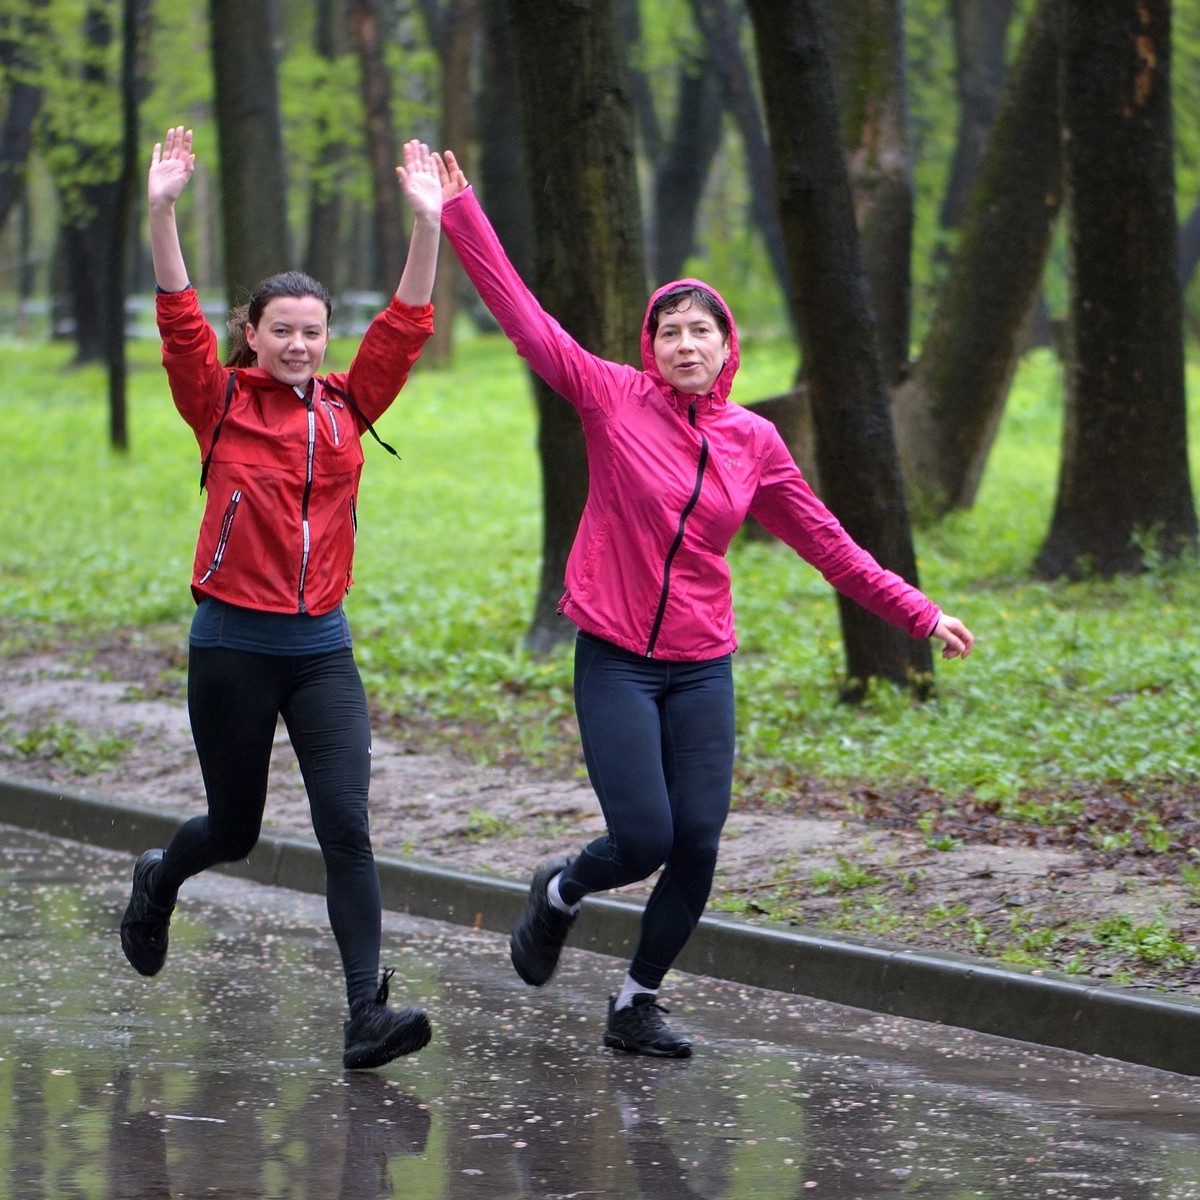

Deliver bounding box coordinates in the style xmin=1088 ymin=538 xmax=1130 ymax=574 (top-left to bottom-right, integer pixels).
xmin=647 ymin=285 xmax=729 ymax=341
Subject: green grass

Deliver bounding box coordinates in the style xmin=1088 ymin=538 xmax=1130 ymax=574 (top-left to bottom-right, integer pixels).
xmin=1 ymin=330 xmax=1199 ymax=813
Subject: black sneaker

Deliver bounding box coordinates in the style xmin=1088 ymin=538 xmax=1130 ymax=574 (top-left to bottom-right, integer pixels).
xmin=343 ymin=969 xmax=432 ymax=1070
xmin=604 ymin=995 xmax=693 ymax=1058
xmin=120 ymin=849 xmax=175 ymax=977
xmin=509 ymin=857 xmax=576 ymax=986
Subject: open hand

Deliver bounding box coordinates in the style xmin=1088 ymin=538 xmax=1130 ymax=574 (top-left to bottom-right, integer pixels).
xmin=435 ymin=149 xmax=468 ymax=201
xmin=395 ymin=140 xmax=443 ymax=221
xmin=147 ymin=126 xmax=195 ymax=208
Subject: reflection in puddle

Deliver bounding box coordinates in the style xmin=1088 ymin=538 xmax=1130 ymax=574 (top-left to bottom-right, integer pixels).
xmin=2 ymin=826 xmax=1200 ymax=1198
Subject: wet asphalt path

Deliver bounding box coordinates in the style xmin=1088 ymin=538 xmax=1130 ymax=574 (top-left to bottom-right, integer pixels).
xmin=4 ymin=822 xmax=1200 ymax=1199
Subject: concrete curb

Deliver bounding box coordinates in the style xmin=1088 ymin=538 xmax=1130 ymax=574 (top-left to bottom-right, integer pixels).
xmin=5 ymin=774 xmax=1200 ymax=1077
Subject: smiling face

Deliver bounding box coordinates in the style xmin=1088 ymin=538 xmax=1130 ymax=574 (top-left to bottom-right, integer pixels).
xmin=245 ymin=295 xmax=330 ymax=388
xmin=651 ymin=296 xmax=730 ymax=396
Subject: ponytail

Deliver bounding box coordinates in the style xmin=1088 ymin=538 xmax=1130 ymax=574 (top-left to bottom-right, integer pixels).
xmin=224 ymin=304 xmax=255 ymax=368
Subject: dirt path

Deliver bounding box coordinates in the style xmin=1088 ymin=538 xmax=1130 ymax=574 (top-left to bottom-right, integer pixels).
xmin=3 ymin=638 xmax=1197 ymax=993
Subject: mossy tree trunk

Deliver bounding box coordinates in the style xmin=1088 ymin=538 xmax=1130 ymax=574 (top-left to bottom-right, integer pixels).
xmin=1035 ymin=0 xmax=1196 ymax=578
xmin=821 ymin=0 xmax=913 ymax=387
xmin=506 ymin=0 xmax=647 ymax=654
xmin=892 ymin=0 xmax=1061 ymax=520
xmin=747 ymin=0 xmax=933 ymax=698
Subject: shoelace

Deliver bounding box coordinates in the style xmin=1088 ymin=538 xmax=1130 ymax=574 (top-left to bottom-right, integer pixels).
xmin=375 ymin=967 xmax=395 ymax=1006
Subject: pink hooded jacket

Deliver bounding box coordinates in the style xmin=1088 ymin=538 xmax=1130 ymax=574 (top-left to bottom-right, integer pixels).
xmin=442 ymin=187 xmax=940 ymax=661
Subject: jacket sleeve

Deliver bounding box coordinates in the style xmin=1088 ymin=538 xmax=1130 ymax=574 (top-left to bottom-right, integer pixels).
xmin=441 ymin=186 xmax=637 ymax=415
xmin=748 ymin=427 xmax=941 ymax=639
xmin=156 ymin=287 xmax=227 ymax=441
xmin=330 ymin=298 xmax=435 ymax=426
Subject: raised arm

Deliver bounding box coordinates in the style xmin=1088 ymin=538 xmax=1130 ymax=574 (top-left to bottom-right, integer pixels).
xmin=147 ymin=126 xmax=195 ymax=293
xmin=393 ymin=140 xmax=443 ymax=307
xmin=433 ymin=149 xmax=635 ymax=413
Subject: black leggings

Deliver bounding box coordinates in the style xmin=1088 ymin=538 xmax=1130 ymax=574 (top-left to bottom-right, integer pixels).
xmin=154 ymin=645 xmax=381 ymax=1010
xmin=558 ymin=633 xmax=736 ymax=991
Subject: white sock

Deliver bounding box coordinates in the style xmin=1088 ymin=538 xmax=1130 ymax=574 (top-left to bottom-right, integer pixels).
xmin=547 ymin=871 xmax=580 ymax=916
xmin=614 ymin=974 xmax=657 ymax=1011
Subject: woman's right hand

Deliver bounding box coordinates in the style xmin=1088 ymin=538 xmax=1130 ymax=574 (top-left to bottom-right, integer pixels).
xmin=435 ymin=149 xmax=468 ymax=201
xmin=148 ymin=126 xmax=195 ymax=208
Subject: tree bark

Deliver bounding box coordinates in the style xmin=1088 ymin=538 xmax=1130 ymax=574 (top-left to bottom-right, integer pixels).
xmin=746 ymin=0 xmax=933 ymax=697
xmin=303 ymin=0 xmax=348 ymax=292
xmin=346 ymin=0 xmax=407 ymax=292
xmin=106 ymin=0 xmax=149 ymax=452
xmin=939 ymin=0 xmax=1015 ymax=233
xmin=1035 ymin=0 xmax=1196 ymax=578
xmin=689 ymin=0 xmax=795 ymax=322
xmin=892 ymin=0 xmax=1062 ymax=520
xmin=0 ymin=0 xmax=49 ymax=234
xmin=421 ymin=0 xmax=478 ymax=364
xmin=651 ymin=53 xmax=725 ymax=285
xmin=209 ymin=0 xmax=290 ymax=300
xmin=820 ymin=0 xmax=914 ymax=387
xmin=477 ymin=0 xmax=531 ymax=282
xmin=53 ymin=2 xmax=121 ymax=364
xmin=506 ymin=0 xmax=647 ymax=655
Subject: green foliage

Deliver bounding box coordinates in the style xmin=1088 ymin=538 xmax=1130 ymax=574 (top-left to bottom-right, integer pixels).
xmin=1 ymin=331 xmax=1199 ymax=811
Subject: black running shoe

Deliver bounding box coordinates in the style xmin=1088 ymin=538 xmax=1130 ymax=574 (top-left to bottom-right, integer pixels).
xmin=604 ymin=995 xmax=693 ymax=1058
xmin=343 ymin=969 xmax=432 ymax=1070
xmin=120 ymin=849 xmax=175 ymax=977
xmin=509 ymin=857 xmax=576 ymax=986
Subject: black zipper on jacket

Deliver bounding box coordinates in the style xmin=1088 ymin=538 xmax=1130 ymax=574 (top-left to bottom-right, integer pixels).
xmin=297 ymin=386 xmax=315 ymax=613
xmin=645 ymin=397 xmax=709 ymax=658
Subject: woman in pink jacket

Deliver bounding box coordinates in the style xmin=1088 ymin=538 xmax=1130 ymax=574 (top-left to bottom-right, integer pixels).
xmin=436 ymin=148 xmax=973 ymax=1058
xmin=120 ymin=131 xmax=443 ymax=1071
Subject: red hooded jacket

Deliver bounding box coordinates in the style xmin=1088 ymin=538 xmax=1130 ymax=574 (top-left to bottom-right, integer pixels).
xmin=157 ymin=286 xmax=433 ymax=616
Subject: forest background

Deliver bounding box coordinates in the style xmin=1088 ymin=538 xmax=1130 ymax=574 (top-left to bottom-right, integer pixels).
xmin=3 ymin=0 xmax=1200 ymax=987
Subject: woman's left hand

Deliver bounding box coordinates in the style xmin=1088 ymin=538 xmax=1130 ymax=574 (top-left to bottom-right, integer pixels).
xmin=931 ymin=615 xmax=974 ymax=660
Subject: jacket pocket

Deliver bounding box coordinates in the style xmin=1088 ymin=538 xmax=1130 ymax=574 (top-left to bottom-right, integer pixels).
xmin=198 ymin=490 xmax=242 ymax=584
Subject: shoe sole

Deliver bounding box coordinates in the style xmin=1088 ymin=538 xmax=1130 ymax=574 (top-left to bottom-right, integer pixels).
xmin=603 ymin=1032 xmax=693 ymax=1059
xmin=344 ymin=1013 xmax=432 ymax=1070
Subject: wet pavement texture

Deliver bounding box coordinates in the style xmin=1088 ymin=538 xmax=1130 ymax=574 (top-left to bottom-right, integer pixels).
xmin=5 ymin=825 xmax=1200 ymax=1199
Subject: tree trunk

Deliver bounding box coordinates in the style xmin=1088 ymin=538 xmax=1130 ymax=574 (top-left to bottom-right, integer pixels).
xmin=690 ymin=0 xmax=795 ymax=322
xmin=892 ymin=0 xmax=1062 ymax=520
xmin=303 ymin=0 xmax=348 ymax=292
xmin=209 ymin=0 xmax=290 ymax=300
xmin=54 ymin=2 xmax=121 ymax=365
xmin=747 ymin=0 xmax=933 ymax=697
xmin=1035 ymin=0 xmax=1196 ymax=578
xmin=0 ymin=0 xmax=49 ymax=234
xmin=346 ymin=0 xmax=407 ymax=292
xmin=106 ymin=0 xmax=148 ymax=452
xmin=506 ymin=0 xmax=647 ymax=655
xmin=477 ymin=0 xmax=531 ymax=283
xmin=939 ymin=0 xmax=1015 ymax=233
xmin=422 ymin=0 xmax=478 ymax=364
xmin=651 ymin=54 xmax=725 ymax=285
xmin=819 ymin=0 xmax=914 ymax=387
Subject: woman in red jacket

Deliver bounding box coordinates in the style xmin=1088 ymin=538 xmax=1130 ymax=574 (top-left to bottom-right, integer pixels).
xmin=436 ymin=149 xmax=974 ymax=1059
xmin=120 ymin=129 xmax=442 ymax=1070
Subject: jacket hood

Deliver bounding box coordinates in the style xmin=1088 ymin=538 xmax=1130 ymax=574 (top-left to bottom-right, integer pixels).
xmin=641 ymin=278 xmax=740 ymax=407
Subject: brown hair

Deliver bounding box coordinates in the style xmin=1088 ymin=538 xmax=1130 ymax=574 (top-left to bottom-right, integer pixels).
xmin=647 ymin=284 xmax=729 ymax=342
xmin=223 ymin=271 xmax=333 ymax=368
